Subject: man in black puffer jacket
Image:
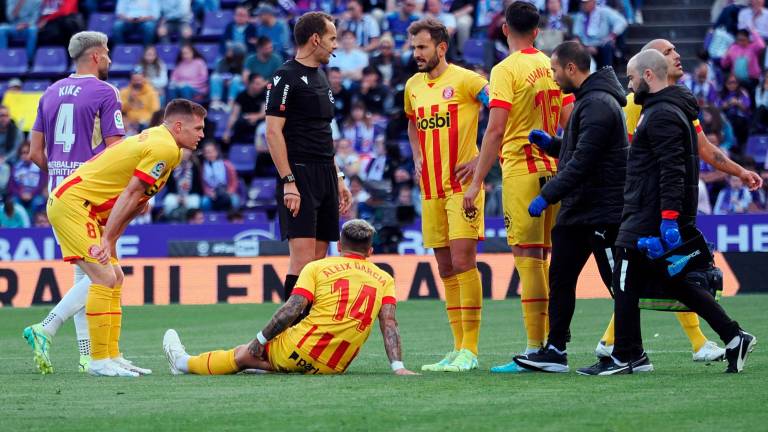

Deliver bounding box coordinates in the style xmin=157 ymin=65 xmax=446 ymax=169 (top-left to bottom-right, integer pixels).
xmin=511 ymin=41 xmax=628 ymax=373
xmin=578 ymin=49 xmax=756 ymax=376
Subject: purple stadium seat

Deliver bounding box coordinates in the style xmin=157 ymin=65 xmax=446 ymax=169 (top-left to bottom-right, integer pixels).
xmin=204 ymin=211 xmax=227 ymax=224
xmin=206 ymin=108 xmax=229 ymax=139
xmin=0 ymin=81 xmax=7 ymax=99
xmin=0 ymin=48 xmax=28 ymax=77
xmin=111 ymin=44 xmax=144 ymax=75
xmin=87 ymin=13 xmax=115 ymax=37
xmin=194 ymin=43 xmax=220 ymax=69
xmin=29 ymin=47 xmax=68 ymax=77
xmin=200 ymin=10 xmax=234 ymax=39
xmin=462 ymin=38 xmax=486 ymax=67
xmin=229 ymin=143 xmax=257 ymax=176
xmin=21 ymin=80 xmax=51 ymax=92
xmin=249 ymin=178 xmax=277 ymax=208
xmin=156 ymin=43 xmax=180 ymax=70
xmin=243 ymin=210 xmax=269 ymax=223
xmin=745 ymin=135 xmax=768 ymax=166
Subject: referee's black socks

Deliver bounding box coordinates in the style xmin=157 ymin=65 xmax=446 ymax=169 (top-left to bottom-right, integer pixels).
xmin=284 ymin=274 xmax=310 ymax=325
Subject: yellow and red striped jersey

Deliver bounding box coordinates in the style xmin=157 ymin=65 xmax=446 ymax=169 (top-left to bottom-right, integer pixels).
xmin=52 ymin=125 xmax=181 ymax=222
xmin=488 ymin=48 xmax=574 ymax=177
xmin=404 ymin=64 xmax=488 ymax=199
xmin=624 ymin=92 xmax=703 ymax=142
xmin=286 ymin=254 xmax=397 ymax=373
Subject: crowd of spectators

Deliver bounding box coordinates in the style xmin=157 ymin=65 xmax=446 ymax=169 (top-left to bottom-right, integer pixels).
xmin=1 ymin=0 xmax=766 ymax=230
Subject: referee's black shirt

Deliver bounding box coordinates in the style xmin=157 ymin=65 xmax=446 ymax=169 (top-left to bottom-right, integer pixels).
xmin=265 ymin=59 xmax=335 ymax=163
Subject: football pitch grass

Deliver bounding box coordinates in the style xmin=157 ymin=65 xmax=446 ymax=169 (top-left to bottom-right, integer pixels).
xmin=1 ymin=296 xmax=767 ymax=431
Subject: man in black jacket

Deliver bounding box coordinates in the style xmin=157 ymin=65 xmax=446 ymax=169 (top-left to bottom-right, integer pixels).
xmin=510 ymin=41 xmax=628 ymax=373
xmin=578 ymin=50 xmax=756 ymax=375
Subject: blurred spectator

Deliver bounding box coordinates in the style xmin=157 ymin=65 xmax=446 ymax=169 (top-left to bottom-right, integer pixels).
xmin=335 ymin=138 xmax=362 ymax=178
xmin=0 ymin=105 xmax=24 ymax=165
xmin=157 ymin=0 xmax=194 ymax=43
xmin=33 ymin=210 xmax=50 ymax=227
xmin=244 ymin=37 xmax=283 ymax=83
xmin=201 ymin=141 xmax=239 ymax=211
xmin=720 ymin=28 xmax=764 ymax=88
xmin=698 ymin=179 xmax=713 ymax=214
xmin=339 ymin=0 xmax=381 ymax=52
xmin=474 ymin=0 xmax=503 ymax=32
xmin=347 ymin=175 xmax=368 ymax=218
xmin=113 ymin=0 xmax=161 ymax=46
xmin=186 ymin=208 xmax=204 ymax=224
xmin=682 ymin=62 xmax=719 ymax=106
xmin=0 ymin=158 xmax=10 ymax=193
xmin=353 ymin=67 xmax=389 ymax=115
xmin=383 ymin=0 xmax=420 ymax=51
xmin=329 ymin=30 xmax=370 ymax=82
xmin=542 ymin=0 xmax=573 ymax=32
xmin=343 ymin=102 xmax=377 ymax=156
xmin=700 ymin=130 xmax=729 ymax=204
xmin=369 ymin=35 xmax=406 ymax=87
xmin=168 ymin=43 xmax=209 ymax=101
xmin=37 ymin=0 xmax=84 ymax=48
xmin=163 ymin=148 xmax=204 ymax=220
xmin=0 ymin=193 xmax=30 ymax=228
xmin=223 ymin=73 xmax=266 ymax=145
xmin=254 ymin=4 xmax=291 ymax=56
xmin=719 ymin=73 xmax=752 ymax=145
xmin=572 ymin=0 xmax=628 ymax=68
xmin=737 ymin=0 xmax=768 ymax=39
xmin=223 ymin=5 xmax=257 ymax=53
xmin=329 ymin=67 xmax=353 ymax=123
xmin=714 ymin=175 xmax=752 ymax=213
xmin=120 ymin=66 xmax=161 ymax=134
xmin=447 ymin=0 xmax=475 ymax=53
xmin=192 ymin=0 xmax=220 ymax=20
xmin=0 ymin=0 xmax=41 ymax=59
xmin=701 ymin=104 xmax=737 ymax=151
xmin=360 ymin=136 xmax=390 ymax=181
xmin=10 ymin=142 xmax=46 ymax=215
xmin=139 ymin=45 xmax=169 ymax=97
xmin=210 ymin=42 xmax=247 ymax=109
xmin=424 ymin=0 xmax=457 ymax=36
xmin=484 ymin=182 xmax=503 ymax=216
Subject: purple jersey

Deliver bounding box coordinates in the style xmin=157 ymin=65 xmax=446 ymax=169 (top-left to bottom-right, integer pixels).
xmin=32 ymin=75 xmax=126 ymax=192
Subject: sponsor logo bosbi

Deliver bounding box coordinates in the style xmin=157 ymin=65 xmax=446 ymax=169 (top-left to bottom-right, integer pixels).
xmin=416 ymin=111 xmax=451 ymax=131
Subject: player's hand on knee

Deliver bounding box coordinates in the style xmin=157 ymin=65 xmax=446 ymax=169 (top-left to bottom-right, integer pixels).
xmin=455 ymin=157 xmax=478 ymax=183
xmin=528 ymin=195 xmax=549 ymax=217
xmin=283 ymin=183 xmax=301 ymax=217
xmin=95 ymin=238 xmax=112 ymax=265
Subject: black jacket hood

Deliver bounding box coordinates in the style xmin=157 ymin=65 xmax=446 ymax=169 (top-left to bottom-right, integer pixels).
xmin=642 ymin=85 xmax=699 ymax=122
xmin=575 ymin=66 xmax=627 ymax=107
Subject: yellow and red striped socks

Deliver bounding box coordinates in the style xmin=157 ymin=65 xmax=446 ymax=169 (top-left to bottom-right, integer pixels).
xmin=456 ymin=268 xmax=482 ymax=355
xmin=442 ymin=275 xmax=463 ymax=351
xmin=85 ymin=284 xmax=113 ymax=360
xmin=108 ymin=284 xmax=122 ymax=358
xmin=516 ymin=256 xmax=549 ymax=350
xmin=187 ymin=349 xmax=239 ymax=375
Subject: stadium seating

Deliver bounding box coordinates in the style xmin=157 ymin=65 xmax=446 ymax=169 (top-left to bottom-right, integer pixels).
xmin=0 ymin=49 xmax=28 ymax=78
xmin=194 ymin=43 xmax=221 ymax=69
xmin=29 ymin=47 xmax=69 ymax=78
xmin=206 ymin=108 xmax=229 ymax=140
xmin=156 ymin=43 xmax=180 ymax=70
xmin=21 ymin=80 xmax=51 ymax=92
xmin=199 ymin=10 xmax=234 ymax=40
xmin=229 ymin=143 xmax=257 ymax=177
xmin=111 ymin=44 xmax=144 ymax=76
xmin=462 ymin=38 xmax=486 ymax=68
xmin=745 ymin=135 xmax=768 ymax=166
xmin=248 ymin=177 xmax=277 ymax=209
xmin=88 ymin=13 xmax=116 ymax=37
xmin=0 ymin=81 xmax=7 ymax=99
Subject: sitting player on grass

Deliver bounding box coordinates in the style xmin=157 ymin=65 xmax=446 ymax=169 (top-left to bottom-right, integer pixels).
xmin=163 ymin=219 xmax=418 ymax=376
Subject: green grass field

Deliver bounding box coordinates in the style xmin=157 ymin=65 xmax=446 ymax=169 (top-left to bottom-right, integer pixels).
xmin=1 ymin=296 xmax=766 ymax=431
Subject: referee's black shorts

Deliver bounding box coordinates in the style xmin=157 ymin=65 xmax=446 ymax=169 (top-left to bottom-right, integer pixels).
xmin=277 ymin=161 xmax=340 ymax=242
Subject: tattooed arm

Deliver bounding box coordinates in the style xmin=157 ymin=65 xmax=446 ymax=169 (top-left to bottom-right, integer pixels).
xmin=248 ymin=294 xmax=309 ymax=358
xmin=378 ymin=303 xmax=418 ymax=375
xmin=698 ymin=131 xmax=763 ymax=191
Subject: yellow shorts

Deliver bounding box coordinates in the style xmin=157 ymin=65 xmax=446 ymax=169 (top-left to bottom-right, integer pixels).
xmin=47 ymin=196 xmax=117 ymax=265
xmin=502 ymin=172 xmax=559 ymax=248
xmin=266 ymin=332 xmax=339 ymax=375
xmin=421 ymin=191 xmax=485 ymax=249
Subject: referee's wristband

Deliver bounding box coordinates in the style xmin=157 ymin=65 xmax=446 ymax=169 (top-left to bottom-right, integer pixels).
xmin=256 ymin=331 xmax=268 ymax=345
xmin=391 ymin=361 xmax=404 ymax=371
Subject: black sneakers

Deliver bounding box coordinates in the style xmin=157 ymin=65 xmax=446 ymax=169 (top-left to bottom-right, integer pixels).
xmin=513 ymin=346 xmax=569 ymax=373
xmin=725 ymin=331 xmax=757 ymax=373
xmin=577 ymin=354 xmax=654 ymax=376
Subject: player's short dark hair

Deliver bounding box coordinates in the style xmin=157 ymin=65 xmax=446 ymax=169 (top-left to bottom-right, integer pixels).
xmin=407 ymin=17 xmax=449 ymax=47
xmin=164 ymin=99 xmax=207 ymax=120
xmin=505 ymin=1 xmax=540 ymax=35
xmin=552 ymin=41 xmax=591 ymax=72
xmin=293 ymin=11 xmax=334 ymax=46
xmin=340 ymin=219 xmax=376 ymax=253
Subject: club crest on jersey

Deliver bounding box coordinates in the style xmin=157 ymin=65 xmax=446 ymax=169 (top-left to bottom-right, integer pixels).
xmin=114 ymin=110 xmax=124 ymax=129
xmin=150 ymin=161 xmax=166 ymax=179
xmin=443 ymin=87 xmax=454 ymax=99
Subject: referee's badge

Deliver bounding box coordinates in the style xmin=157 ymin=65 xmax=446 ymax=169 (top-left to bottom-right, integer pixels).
xmin=443 ymin=87 xmax=454 ymax=99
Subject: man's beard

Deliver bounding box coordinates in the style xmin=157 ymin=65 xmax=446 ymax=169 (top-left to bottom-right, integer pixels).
xmin=633 ymin=79 xmax=651 ymax=105
xmin=98 ymin=67 xmax=109 ymax=81
xmin=557 ymin=76 xmax=577 ymax=94
xmin=417 ymin=54 xmax=440 ymax=73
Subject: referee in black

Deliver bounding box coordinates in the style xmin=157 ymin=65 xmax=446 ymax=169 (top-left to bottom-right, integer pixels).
xmin=509 ymin=41 xmax=629 ymax=373
xmin=579 ymin=49 xmax=755 ymax=375
xmin=265 ymin=12 xmax=352 ymax=305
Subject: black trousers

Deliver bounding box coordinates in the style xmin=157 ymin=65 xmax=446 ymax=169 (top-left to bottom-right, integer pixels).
xmin=612 ymin=247 xmax=742 ymax=362
xmin=547 ymin=223 xmax=618 ymax=351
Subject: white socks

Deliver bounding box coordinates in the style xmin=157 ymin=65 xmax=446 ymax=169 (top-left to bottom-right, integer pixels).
xmin=176 ymin=354 xmax=191 ymax=373
xmin=42 ymin=267 xmax=92 ymax=338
